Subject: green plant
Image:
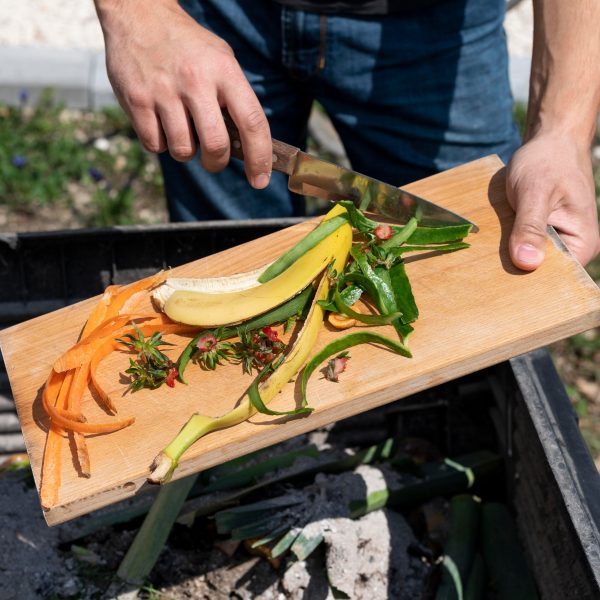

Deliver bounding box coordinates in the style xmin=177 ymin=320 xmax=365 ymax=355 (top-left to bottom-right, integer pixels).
xmin=0 ymin=88 xmax=164 ymax=228
xmin=0 ymin=90 xmax=88 ymax=207
xmin=140 ymin=585 xmax=177 ymax=600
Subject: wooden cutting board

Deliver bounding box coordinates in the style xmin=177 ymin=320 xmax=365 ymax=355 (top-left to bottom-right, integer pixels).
xmin=2 ymin=155 xmax=600 ymax=526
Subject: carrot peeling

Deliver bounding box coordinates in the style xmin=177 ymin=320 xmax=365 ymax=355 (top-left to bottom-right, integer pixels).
xmin=40 ymin=368 xmax=74 ymax=508
xmin=80 ymin=284 xmax=121 ymax=338
xmin=39 ymin=271 xmax=178 ymax=499
xmin=105 ymin=270 xmax=167 ymax=320
xmin=42 ymin=368 xmax=134 ymax=434
xmin=40 ymin=427 xmax=64 ymax=509
xmin=66 ymin=365 xmax=92 ymax=477
xmin=53 ymin=314 xmax=163 ymax=372
xmin=90 ymin=338 xmax=120 ymax=413
xmin=43 ymin=400 xmax=135 ymax=434
xmin=73 ymin=432 xmax=91 ymax=478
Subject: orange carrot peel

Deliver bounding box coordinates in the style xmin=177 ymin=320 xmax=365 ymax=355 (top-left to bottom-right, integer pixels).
xmin=39 ymin=270 xmax=172 ymax=508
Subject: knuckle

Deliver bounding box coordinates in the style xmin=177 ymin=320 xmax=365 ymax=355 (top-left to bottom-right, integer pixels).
xmin=218 ymin=52 xmax=240 ymax=77
xmin=165 ymin=126 xmax=195 ymax=160
xmin=178 ymin=62 xmax=202 ymax=89
xmin=517 ymin=221 xmax=547 ymax=240
xmin=216 ymin=38 xmax=235 ymax=55
xmin=162 ymin=117 xmax=195 ymax=160
xmin=202 ymin=133 xmax=229 ymax=158
xmin=126 ymin=90 xmax=153 ymax=112
xmin=200 ymin=129 xmax=230 ymax=172
xmin=242 ymin=108 xmax=268 ymax=135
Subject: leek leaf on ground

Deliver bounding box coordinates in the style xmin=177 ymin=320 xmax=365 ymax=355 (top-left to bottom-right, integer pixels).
xmin=117 ymin=474 xmax=198 ymax=585
xmin=435 ymin=495 xmax=481 ymax=600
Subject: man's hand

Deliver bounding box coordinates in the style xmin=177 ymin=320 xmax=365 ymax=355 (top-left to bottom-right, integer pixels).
xmin=94 ymin=0 xmax=272 ymax=189
xmin=508 ymin=0 xmax=600 ymax=271
xmin=506 ymin=133 xmax=600 ymax=270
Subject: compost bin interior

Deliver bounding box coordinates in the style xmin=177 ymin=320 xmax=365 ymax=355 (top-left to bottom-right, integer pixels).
xmin=1 ymin=222 xmax=599 ymax=599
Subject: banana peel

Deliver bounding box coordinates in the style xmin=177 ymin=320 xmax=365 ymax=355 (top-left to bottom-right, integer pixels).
xmin=148 ymin=206 xmax=352 ymax=483
xmin=152 ymin=263 xmax=271 ymax=311
xmin=159 ymin=205 xmax=349 ymax=327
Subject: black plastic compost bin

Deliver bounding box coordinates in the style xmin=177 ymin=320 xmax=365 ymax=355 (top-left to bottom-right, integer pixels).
xmin=0 ymin=221 xmax=599 ymax=599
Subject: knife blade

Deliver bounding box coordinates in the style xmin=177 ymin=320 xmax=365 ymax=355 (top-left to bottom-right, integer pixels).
xmin=223 ymin=114 xmax=478 ymax=231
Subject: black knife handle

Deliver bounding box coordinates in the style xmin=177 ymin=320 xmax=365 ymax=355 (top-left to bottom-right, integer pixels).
xmin=222 ymin=110 xmax=299 ymax=175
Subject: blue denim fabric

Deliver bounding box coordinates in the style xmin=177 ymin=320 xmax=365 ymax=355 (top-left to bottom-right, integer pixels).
xmin=162 ymin=0 xmax=520 ymax=220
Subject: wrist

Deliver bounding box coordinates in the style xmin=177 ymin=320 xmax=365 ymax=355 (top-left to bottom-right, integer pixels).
xmin=523 ymin=127 xmax=590 ymax=157
xmin=94 ymin=0 xmax=178 ymax=24
xmin=524 ymin=105 xmax=598 ymax=150
xmin=94 ymin=0 xmax=183 ymax=43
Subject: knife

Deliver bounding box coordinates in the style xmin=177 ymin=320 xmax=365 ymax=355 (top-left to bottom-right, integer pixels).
xmin=223 ymin=114 xmax=478 ymax=231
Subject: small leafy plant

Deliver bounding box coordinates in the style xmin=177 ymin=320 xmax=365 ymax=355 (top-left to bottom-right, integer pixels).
xmin=192 ymin=330 xmax=236 ymax=371
xmin=0 ymin=89 xmax=164 ymax=229
xmin=231 ymin=326 xmax=287 ymax=375
xmin=117 ymin=323 xmax=178 ymax=392
xmin=190 ymin=326 xmax=287 ymax=374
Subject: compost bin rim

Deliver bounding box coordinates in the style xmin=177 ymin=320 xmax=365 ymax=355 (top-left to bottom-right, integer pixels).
xmin=510 ymin=349 xmax=600 ymax=586
xmin=0 ymin=217 xmax=310 ymax=245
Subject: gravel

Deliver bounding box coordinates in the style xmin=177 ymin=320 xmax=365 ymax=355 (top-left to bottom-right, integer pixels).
xmin=0 ymin=476 xmax=82 ymax=600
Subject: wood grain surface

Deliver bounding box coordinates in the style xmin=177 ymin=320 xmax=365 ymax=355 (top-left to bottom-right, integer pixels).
xmin=2 ymin=155 xmax=600 ymax=526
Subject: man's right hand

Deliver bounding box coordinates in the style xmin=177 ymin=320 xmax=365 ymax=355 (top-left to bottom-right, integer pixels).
xmin=94 ymin=0 xmax=272 ymax=189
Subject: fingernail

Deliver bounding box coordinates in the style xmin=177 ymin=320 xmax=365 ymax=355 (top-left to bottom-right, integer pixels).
xmin=253 ymin=173 xmax=271 ymax=189
xmin=516 ymin=243 xmax=542 ymax=265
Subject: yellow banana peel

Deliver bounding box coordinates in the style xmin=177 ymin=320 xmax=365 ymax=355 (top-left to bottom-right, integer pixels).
xmin=162 ymin=204 xmax=349 ymax=327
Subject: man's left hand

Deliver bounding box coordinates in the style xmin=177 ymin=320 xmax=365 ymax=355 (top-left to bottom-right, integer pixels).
xmin=505 ymin=132 xmax=600 ymax=270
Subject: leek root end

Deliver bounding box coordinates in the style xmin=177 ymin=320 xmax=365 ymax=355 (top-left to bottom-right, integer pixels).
xmin=148 ymin=452 xmax=177 ymax=484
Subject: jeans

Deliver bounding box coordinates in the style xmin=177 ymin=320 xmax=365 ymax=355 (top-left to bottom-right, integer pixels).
xmin=161 ymin=0 xmax=521 ymax=221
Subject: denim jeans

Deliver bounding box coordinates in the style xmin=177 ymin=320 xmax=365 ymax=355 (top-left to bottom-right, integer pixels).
xmin=161 ymin=0 xmax=520 ymax=221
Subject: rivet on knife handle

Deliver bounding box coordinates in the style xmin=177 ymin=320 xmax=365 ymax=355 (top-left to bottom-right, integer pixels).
xmin=222 ymin=110 xmax=299 ymax=175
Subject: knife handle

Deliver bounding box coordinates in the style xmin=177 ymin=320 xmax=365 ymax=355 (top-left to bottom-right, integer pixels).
xmin=222 ymin=110 xmax=299 ymax=175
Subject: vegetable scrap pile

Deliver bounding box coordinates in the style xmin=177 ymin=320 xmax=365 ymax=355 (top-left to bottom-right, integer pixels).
xmin=39 ymin=202 xmax=471 ymax=508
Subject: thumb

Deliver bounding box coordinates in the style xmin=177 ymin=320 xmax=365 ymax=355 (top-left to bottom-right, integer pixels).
xmin=508 ymin=194 xmax=550 ymax=271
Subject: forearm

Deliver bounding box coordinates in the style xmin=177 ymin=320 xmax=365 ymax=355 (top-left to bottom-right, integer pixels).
xmin=527 ymin=0 xmax=600 ymax=146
